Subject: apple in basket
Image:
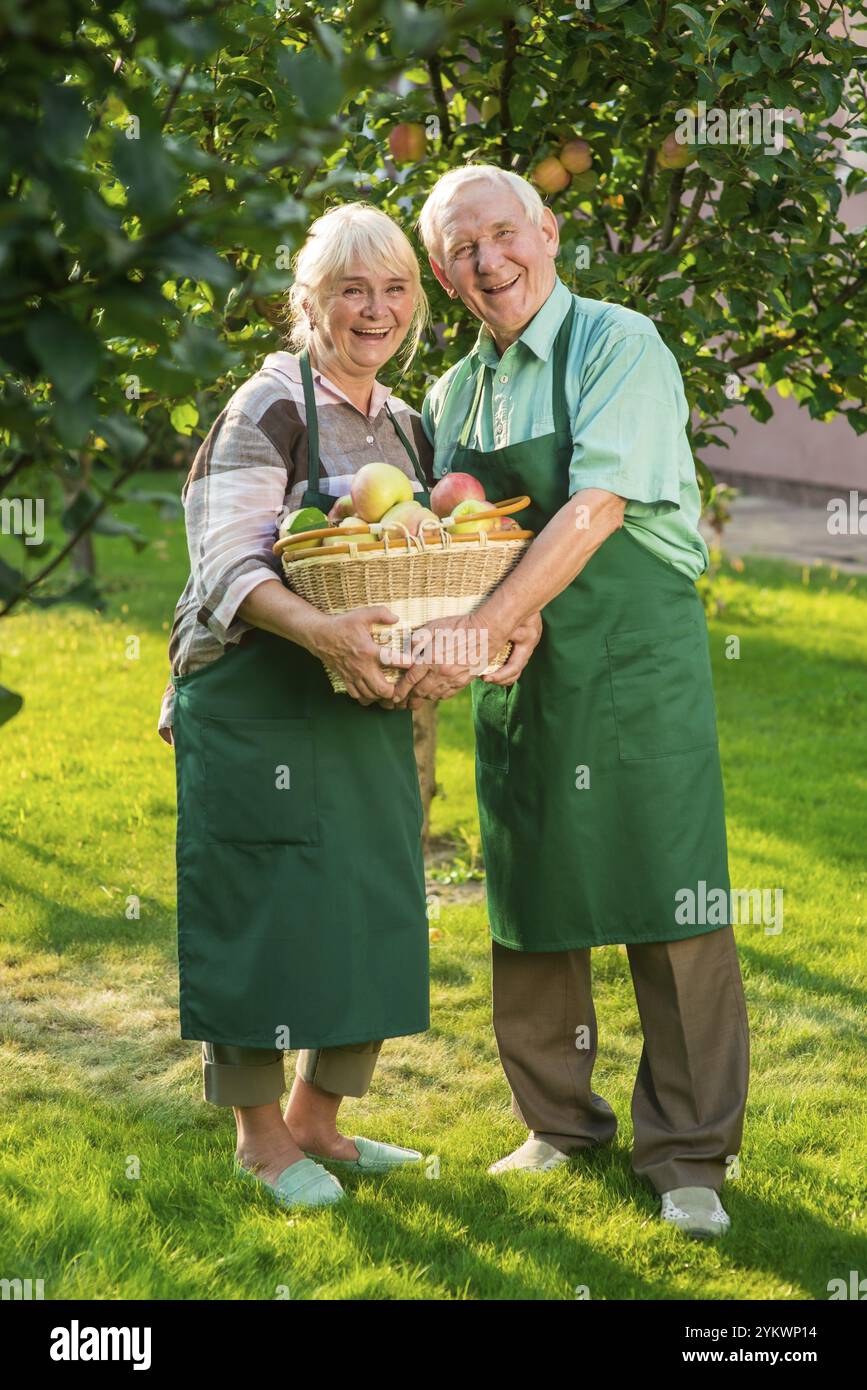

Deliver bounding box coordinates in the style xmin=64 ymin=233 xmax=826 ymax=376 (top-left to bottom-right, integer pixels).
xmin=379 ymin=500 xmax=439 ymax=537
xmin=327 ymin=493 xmax=356 ymax=523
xmin=350 ymin=461 xmax=414 ymax=522
xmin=321 ymin=517 xmax=375 ymax=548
xmin=278 ymin=505 xmax=329 ymax=550
xmin=448 ymin=498 xmax=496 ymax=534
xmin=429 ymin=471 xmax=486 ymax=518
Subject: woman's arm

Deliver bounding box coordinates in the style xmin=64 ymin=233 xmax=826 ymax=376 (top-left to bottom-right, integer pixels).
xmin=238 ymin=579 xmax=409 ymax=705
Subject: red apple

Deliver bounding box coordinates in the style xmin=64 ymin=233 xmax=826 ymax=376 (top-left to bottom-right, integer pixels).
xmin=327 ymin=494 xmax=355 ymax=523
xmin=388 ymin=123 xmax=427 ymax=163
xmin=429 ymin=471 xmax=486 ymax=519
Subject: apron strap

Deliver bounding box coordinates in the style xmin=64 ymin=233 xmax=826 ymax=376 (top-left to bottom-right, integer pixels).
xmin=457 ymin=357 xmax=488 ymax=451
xmin=385 ymin=402 xmax=431 ymax=490
xmin=299 ymin=347 xmax=320 ymax=492
xmin=551 ymin=297 xmax=577 ymax=445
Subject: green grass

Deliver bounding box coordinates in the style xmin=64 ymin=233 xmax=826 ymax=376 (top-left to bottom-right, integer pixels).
xmin=1 ymin=475 xmax=865 ymax=1299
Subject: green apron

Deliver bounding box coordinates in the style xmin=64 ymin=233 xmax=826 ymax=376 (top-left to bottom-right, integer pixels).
xmin=448 ymin=300 xmax=731 ymax=951
xmin=172 ymin=350 xmax=433 ymax=1048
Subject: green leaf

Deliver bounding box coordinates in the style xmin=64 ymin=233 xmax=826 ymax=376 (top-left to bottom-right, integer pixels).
xmin=40 ymin=83 xmax=90 ymax=164
xmin=170 ymin=401 xmax=200 ymax=435
xmin=112 ymin=128 xmax=180 ymax=222
xmin=277 ymin=47 xmax=345 ymax=124
xmin=155 ymin=235 xmax=236 ymax=292
xmin=98 ymin=413 xmax=150 ymax=459
xmin=53 ymin=395 xmax=99 ymax=450
xmin=0 ymin=684 xmax=24 ymax=729
xmin=818 ymin=70 xmax=843 ymax=114
xmin=24 ymin=310 xmax=102 ymax=400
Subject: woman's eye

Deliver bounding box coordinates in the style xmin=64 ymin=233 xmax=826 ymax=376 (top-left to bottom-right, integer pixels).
xmin=387 ymin=284 xmax=406 ymax=295
xmin=497 ymin=228 xmax=513 ymax=238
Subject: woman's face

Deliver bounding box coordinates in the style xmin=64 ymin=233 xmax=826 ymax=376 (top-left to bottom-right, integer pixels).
xmin=313 ymin=260 xmax=415 ymax=378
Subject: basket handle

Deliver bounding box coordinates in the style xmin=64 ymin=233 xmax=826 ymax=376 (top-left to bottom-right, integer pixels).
xmin=273 ymin=522 xmax=373 ymax=556
xmin=443 ymin=495 xmax=530 ymax=527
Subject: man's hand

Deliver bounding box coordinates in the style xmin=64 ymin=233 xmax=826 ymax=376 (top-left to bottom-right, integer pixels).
xmin=480 ymin=610 xmax=543 ymax=686
xmin=391 ymin=613 xmax=499 ymax=704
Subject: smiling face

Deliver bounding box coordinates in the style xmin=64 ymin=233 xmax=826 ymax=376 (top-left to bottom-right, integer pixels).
xmin=312 ymin=262 xmax=415 ymax=384
xmin=429 ymin=181 xmax=559 ymax=352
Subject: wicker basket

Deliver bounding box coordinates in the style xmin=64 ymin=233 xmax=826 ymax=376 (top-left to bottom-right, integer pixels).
xmin=273 ymin=496 xmax=533 ymax=692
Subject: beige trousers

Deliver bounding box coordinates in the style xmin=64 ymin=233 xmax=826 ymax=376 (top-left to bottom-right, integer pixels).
xmin=201 ymin=1040 xmax=383 ymax=1106
xmin=491 ymin=925 xmax=750 ymax=1194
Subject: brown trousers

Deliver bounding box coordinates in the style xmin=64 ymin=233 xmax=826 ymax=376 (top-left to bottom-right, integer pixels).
xmin=491 ymin=924 xmax=749 ymax=1195
xmin=201 ymin=1040 xmax=383 ymax=1107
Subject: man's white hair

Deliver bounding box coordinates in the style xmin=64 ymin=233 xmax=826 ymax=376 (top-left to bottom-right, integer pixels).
xmin=417 ymin=164 xmax=545 ymax=261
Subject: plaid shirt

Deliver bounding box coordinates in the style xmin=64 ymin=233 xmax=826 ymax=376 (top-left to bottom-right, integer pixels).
xmin=158 ymin=351 xmax=432 ymax=736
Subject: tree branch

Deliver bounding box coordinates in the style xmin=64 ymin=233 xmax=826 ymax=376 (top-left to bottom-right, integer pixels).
xmin=617 ymin=145 xmax=657 ymax=255
xmin=499 ymin=18 xmax=518 ymax=169
xmin=427 ymin=55 xmax=453 ymax=149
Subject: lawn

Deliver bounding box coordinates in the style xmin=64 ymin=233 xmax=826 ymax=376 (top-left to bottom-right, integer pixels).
xmin=1 ymin=473 xmax=865 ymax=1300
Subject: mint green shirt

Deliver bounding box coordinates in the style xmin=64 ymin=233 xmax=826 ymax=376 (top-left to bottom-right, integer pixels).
xmin=421 ymin=276 xmax=709 ymax=581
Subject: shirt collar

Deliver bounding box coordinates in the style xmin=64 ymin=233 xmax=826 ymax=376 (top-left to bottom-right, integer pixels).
xmin=261 ymin=351 xmax=393 ymax=420
xmin=470 ymin=276 xmax=573 ymax=368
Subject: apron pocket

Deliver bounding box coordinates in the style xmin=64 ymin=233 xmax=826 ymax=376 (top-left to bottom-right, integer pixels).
xmin=473 ymin=681 xmax=510 ymax=771
xmin=200 ymin=715 xmax=320 ymax=845
xmin=606 ymin=618 xmax=718 ymax=762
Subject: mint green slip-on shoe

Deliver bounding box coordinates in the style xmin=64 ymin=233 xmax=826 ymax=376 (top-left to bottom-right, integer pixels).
xmin=306 ymin=1136 xmax=423 ymax=1174
xmin=234 ymin=1156 xmax=345 ymax=1209
xmin=660 ymin=1186 xmax=731 ymax=1239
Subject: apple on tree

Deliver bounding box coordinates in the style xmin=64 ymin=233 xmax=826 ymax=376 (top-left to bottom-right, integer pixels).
xmin=388 ymin=123 xmax=427 ymax=164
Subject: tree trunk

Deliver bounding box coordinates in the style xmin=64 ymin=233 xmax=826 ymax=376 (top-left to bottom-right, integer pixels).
xmin=411 ymin=702 xmax=438 ymax=851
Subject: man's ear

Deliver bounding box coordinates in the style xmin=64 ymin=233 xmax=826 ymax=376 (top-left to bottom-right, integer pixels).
xmin=429 ymin=254 xmax=458 ymax=298
xmin=540 ymin=206 xmax=560 ymax=259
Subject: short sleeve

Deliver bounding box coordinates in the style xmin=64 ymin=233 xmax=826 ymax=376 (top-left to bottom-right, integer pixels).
xmin=568 ymin=330 xmax=687 ymax=517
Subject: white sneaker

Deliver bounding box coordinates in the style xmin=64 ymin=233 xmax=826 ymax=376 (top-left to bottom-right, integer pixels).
xmin=660 ymin=1186 xmax=731 ymax=1238
xmin=488 ymin=1138 xmax=571 ymax=1174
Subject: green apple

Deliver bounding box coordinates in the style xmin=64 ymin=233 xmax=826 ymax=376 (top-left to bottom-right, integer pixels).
xmin=448 ymin=498 xmax=496 ymax=534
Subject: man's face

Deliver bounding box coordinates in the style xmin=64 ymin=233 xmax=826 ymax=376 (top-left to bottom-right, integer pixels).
xmin=430 ymin=183 xmax=559 ymax=351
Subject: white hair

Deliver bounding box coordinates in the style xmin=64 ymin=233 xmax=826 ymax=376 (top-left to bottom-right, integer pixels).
xmin=417 ymin=164 xmax=546 ymax=261
xmin=286 ymin=202 xmax=429 ymax=368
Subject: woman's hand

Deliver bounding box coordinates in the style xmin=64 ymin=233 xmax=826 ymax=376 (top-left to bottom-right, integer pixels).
xmin=309 ymin=606 xmax=412 ymax=705
xmin=480 ymin=611 xmax=543 ymax=686
xmin=390 ymin=613 xmax=494 ymax=704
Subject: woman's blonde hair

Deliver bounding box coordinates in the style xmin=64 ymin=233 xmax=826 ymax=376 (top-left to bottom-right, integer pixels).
xmin=286 ymin=202 xmax=429 ymax=371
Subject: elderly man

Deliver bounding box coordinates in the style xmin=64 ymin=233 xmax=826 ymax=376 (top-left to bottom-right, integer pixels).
xmin=394 ymin=164 xmax=749 ymax=1239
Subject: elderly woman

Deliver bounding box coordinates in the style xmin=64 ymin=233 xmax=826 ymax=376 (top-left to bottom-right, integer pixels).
xmin=157 ymin=203 xmax=434 ymax=1209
